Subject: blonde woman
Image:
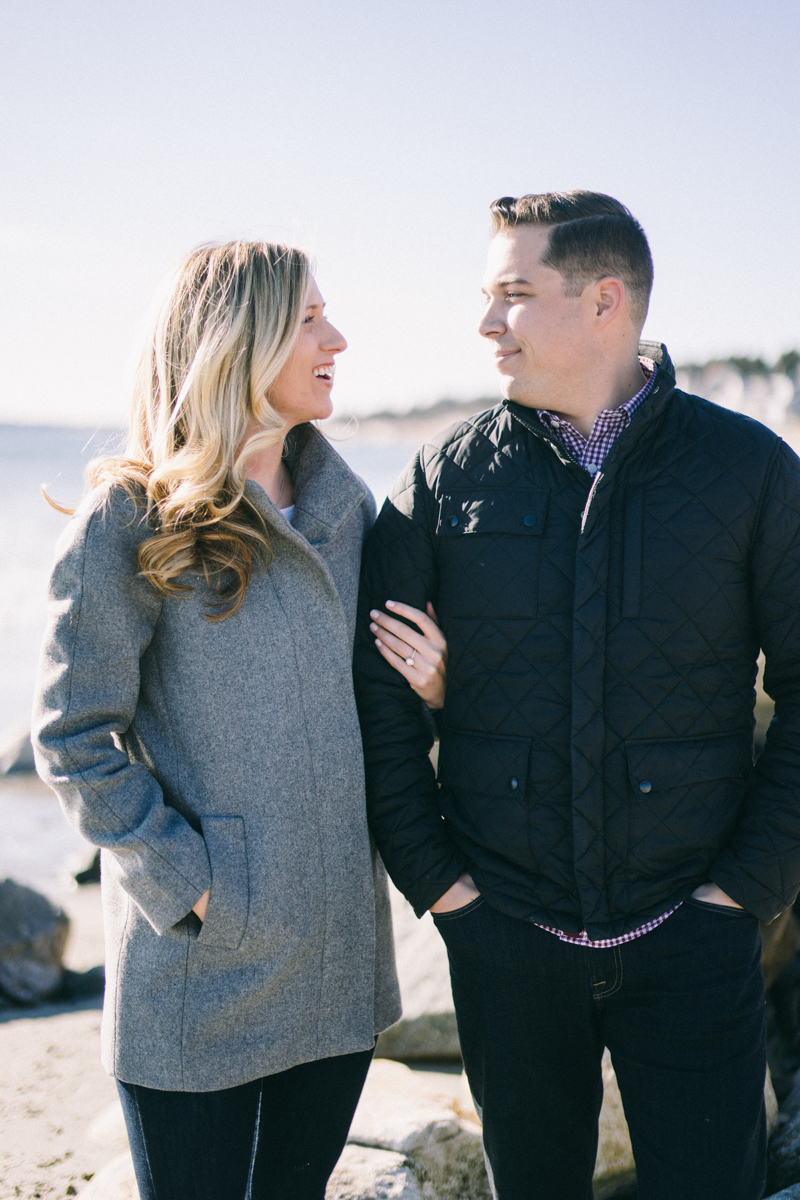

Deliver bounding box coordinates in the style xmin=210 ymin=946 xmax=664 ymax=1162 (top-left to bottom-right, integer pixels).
xmin=32 ymin=242 xmax=446 ymax=1200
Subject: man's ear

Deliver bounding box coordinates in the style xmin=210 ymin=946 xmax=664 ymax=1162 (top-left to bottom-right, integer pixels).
xmin=593 ymin=277 xmax=626 ymax=325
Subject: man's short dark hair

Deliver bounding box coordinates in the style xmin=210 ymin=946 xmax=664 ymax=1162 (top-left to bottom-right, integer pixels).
xmin=489 ymin=191 xmax=653 ymax=330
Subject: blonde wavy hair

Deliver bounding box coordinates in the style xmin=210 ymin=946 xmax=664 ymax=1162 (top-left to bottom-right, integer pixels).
xmin=72 ymin=241 xmax=311 ymax=619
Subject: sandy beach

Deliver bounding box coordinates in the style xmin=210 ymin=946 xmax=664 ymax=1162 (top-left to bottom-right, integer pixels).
xmin=0 ymin=801 xmax=117 ymax=1200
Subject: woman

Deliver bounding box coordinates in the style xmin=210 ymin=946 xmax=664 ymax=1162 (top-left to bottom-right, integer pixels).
xmin=32 ymin=241 xmax=446 ymax=1200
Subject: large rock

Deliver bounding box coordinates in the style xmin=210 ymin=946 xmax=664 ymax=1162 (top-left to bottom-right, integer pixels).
xmin=348 ymin=1058 xmax=489 ymax=1200
xmin=763 ymin=909 xmax=800 ymax=990
xmin=0 ymin=877 xmax=69 ymax=1003
xmin=0 ymin=724 xmax=35 ymax=774
xmin=593 ymin=1050 xmax=636 ymax=1197
xmin=767 ymin=1069 xmax=800 ymax=1194
xmin=327 ymin=1145 xmax=424 ymax=1200
xmin=376 ymin=887 xmax=460 ymax=1060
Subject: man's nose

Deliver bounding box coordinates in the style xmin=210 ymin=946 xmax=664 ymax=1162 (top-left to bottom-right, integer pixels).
xmin=479 ymin=303 xmax=505 ymax=339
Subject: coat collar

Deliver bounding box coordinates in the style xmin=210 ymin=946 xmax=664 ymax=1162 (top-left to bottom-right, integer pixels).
xmin=503 ymin=341 xmax=677 ymax=473
xmin=244 ymin=423 xmax=367 ymax=549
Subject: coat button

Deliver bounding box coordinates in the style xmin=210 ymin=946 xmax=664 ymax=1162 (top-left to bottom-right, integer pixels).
xmin=449 ymin=515 xmax=459 ymax=527
xmin=509 ymin=777 xmax=519 ymax=790
xmin=523 ymin=514 xmax=536 ymax=527
xmin=639 ymin=780 xmax=652 ymax=794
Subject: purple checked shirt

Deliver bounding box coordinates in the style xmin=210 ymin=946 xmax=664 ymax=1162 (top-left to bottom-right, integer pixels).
xmin=531 ymin=357 xmax=682 ymax=947
xmin=537 ymin=357 xmax=656 ymax=476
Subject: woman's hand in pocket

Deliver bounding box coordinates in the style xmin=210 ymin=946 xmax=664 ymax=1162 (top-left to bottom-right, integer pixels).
xmin=430 ymin=873 xmax=480 ymax=914
xmin=370 ymin=600 xmax=447 ymax=710
xmin=193 ymin=888 xmax=211 ymax=921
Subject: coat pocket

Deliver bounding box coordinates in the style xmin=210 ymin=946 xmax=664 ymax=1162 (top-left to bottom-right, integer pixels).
xmin=194 ymin=816 xmax=250 ymax=950
xmin=625 ymin=732 xmax=752 ymax=796
xmin=436 ymin=489 xmax=549 ymax=619
xmin=624 ymin=732 xmax=752 ymax=877
xmin=437 ymin=729 xmax=533 ymax=865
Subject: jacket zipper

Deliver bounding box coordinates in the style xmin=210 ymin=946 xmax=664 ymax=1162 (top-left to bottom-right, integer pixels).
xmin=580 ymin=472 xmax=604 ymax=534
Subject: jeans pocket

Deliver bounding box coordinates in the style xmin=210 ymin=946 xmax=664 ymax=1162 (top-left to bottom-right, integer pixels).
xmin=686 ymin=897 xmax=754 ymax=919
xmin=194 ymin=816 xmax=250 ymax=950
xmin=432 ymin=896 xmax=485 ymax=924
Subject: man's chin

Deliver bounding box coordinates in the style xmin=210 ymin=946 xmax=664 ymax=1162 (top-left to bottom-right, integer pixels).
xmin=502 ymin=380 xmax=538 ymax=409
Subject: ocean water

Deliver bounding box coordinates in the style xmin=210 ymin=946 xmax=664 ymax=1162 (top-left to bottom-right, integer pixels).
xmin=0 ymin=423 xmax=419 ymax=744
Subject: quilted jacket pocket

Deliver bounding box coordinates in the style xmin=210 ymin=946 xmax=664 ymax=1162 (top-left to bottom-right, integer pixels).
xmin=194 ymin=816 xmax=250 ymax=950
xmin=625 ymin=732 xmax=752 ymax=795
xmin=436 ymin=489 xmax=549 ymax=619
xmin=437 ymin=489 xmax=549 ymax=537
xmin=437 ymin=730 xmax=533 ymax=867
xmin=623 ymin=732 xmax=752 ymax=880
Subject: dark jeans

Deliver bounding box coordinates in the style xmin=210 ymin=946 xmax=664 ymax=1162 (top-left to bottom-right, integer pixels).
xmin=116 ymin=1046 xmax=374 ymax=1200
xmin=433 ymin=896 xmax=766 ymax=1200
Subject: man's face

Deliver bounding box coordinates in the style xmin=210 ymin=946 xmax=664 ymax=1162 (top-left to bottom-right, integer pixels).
xmin=479 ymin=226 xmax=592 ymax=407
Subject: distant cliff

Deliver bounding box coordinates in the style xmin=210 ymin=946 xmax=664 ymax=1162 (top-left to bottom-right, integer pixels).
xmin=324 ymin=352 xmax=800 ymax=443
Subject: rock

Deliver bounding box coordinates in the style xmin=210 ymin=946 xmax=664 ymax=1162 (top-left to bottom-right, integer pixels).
xmin=348 ymin=1058 xmax=490 ymax=1200
xmin=0 ymin=877 xmax=69 ymax=1003
xmin=75 ymin=850 xmax=102 ymax=885
xmin=593 ymin=1050 xmax=636 ymax=1197
xmin=769 ymin=1104 xmax=800 ymax=1192
xmin=79 ymin=1151 xmax=139 ymax=1200
xmin=327 ymin=1145 xmax=424 ymax=1200
xmin=376 ymin=886 xmax=460 ymax=1060
xmin=763 ymin=909 xmax=800 ymax=990
xmin=768 ymin=1066 xmax=781 ymax=1134
xmin=61 ymin=963 xmax=106 ymax=1000
xmin=0 ymin=724 xmax=35 ymax=774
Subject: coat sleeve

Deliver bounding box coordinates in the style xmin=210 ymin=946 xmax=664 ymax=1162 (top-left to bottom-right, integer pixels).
xmin=709 ymin=440 xmax=800 ymax=922
xmin=32 ymin=486 xmax=212 ymax=934
xmin=354 ymin=450 xmax=465 ymax=917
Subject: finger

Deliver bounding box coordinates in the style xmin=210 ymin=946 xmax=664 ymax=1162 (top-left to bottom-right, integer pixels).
xmin=374 ymin=637 xmax=413 ymax=676
xmin=375 ymin=637 xmax=440 ymax=687
xmin=373 ymin=604 xmax=447 ymax=651
xmin=370 ymin=610 xmax=426 ymax=652
xmin=371 ymin=622 xmax=425 ymax=663
xmin=370 ymin=619 xmax=446 ymax=669
xmin=426 ymin=601 xmax=441 ymax=627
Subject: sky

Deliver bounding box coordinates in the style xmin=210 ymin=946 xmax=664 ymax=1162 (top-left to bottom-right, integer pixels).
xmin=1 ymin=0 xmax=798 ymax=426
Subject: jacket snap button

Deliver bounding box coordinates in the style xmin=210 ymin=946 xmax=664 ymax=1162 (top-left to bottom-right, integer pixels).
xmin=509 ymin=777 xmax=519 ymax=790
xmin=639 ymin=780 xmax=652 ymax=794
xmin=449 ymin=515 xmax=459 ymax=527
xmin=523 ymin=514 xmax=536 ymax=527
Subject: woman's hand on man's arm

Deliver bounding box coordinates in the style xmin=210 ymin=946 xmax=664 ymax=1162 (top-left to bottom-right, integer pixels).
xmin=369 ymin=600 xmax=447 ymax=710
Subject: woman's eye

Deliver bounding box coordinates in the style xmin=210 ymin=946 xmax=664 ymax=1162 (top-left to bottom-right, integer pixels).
xmin=303 ymin=314 xmax=315 ymax=324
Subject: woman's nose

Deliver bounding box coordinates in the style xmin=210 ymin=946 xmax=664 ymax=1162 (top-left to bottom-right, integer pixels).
xmin=324 ymin=323 xmax=348 ymax=353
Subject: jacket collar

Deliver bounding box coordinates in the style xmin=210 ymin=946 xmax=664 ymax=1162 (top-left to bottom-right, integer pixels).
xmin=244 ymin=423 xmax=367 ymax=549
xmin=503 ymin=341 xmax=677 ymax=473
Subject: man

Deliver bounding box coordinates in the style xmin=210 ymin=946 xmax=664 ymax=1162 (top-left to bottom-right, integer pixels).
xmin=354 ymin=191 xmax=800 ymax=1199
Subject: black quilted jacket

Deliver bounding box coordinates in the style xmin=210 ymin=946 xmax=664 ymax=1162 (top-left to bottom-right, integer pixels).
xmin=354 ymin=344 xmax=800 ymax=935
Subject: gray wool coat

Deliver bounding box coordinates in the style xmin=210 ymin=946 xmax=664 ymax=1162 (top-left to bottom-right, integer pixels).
xmin=33 ymin=425 xmax=401 ymax=1091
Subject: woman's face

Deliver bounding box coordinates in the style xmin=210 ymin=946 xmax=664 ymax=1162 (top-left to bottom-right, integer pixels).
xmin=269 ymin=278 xmax=347 ymax=426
